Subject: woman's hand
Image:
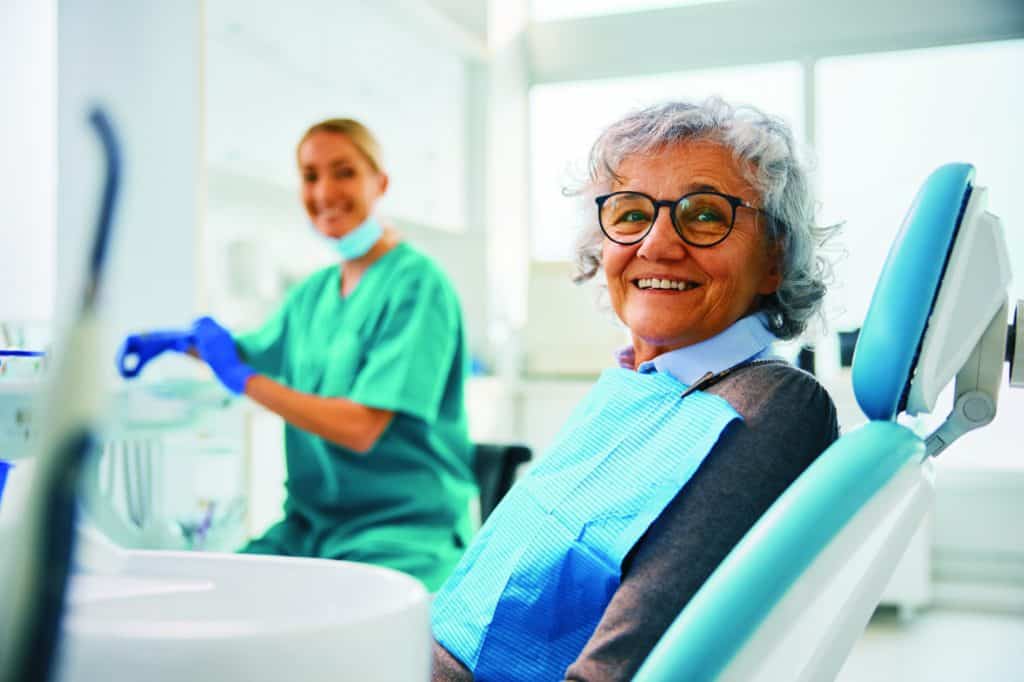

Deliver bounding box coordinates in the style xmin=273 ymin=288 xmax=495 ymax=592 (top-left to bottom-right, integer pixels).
xmin=182 ymin=316 xmax=392 ymax=452
xmin=116 ymin=329 xmax=194 ymax=378
xmin=191 ymin=316 xmax=255 ymax=395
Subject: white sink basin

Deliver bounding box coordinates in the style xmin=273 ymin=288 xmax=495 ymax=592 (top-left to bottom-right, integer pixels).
xmin=55 ymin=550 xmax=430 ymax=681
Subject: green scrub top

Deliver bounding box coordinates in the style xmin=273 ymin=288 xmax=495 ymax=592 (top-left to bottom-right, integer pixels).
xmin=236 ymin=243 xmax=477 ymax=591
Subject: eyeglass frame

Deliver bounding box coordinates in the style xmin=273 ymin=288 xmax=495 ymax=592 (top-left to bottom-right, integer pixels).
xmin=594 ymin=189 xmax=770 ymax=248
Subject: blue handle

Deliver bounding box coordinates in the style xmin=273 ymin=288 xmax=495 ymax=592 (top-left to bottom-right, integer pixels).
xmin=0 ymin=459 xmax=11 ymax=506
xmin=0 ymin=350 xmax=46 ymax=357
xmin=117 ymin=330 xmax=194 ymax=378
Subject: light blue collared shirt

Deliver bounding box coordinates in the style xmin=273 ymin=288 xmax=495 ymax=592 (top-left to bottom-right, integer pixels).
xmin=616 ymin=314 xmax=779 ymax=386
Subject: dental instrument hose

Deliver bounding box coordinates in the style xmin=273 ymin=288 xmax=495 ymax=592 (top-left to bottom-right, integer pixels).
xmin=0 ymin=108 xmax=121 ymax=682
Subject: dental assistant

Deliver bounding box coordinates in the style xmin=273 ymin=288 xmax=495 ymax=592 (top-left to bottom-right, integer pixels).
xmin=120 ymin=118 xmax=476 ymax=590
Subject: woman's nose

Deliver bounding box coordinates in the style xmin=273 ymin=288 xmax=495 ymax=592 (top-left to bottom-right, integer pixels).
xmin=637 ymin=209 xmax=688 ymax=261
xmin=312 ymin=178 xmax=340 ymax=204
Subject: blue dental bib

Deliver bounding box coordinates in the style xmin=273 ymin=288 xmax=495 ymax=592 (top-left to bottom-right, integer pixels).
xmin=432 ymin=367 xmax=741 ymax=681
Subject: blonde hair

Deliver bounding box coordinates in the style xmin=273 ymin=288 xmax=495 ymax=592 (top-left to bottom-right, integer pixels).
xmin=297 ymin=118 xmax=384 ymax=172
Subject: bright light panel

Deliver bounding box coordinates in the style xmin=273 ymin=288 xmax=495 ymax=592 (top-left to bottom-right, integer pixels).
xmin=531 ymin=0 xmax=730 ymax=22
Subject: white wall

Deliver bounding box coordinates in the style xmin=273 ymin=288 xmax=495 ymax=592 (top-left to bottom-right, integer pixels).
xmin=204 ymin=0 xmax=471 ymax=231
xmin=481 ymin=0 xmax=531 ymax=376
xmin=201 ymin=0 xmax=492 ymax=359
xmin=57 ymin=0 xmax=203 ymax=350
xmin=0 ymin=0 xmax=56 ymax=325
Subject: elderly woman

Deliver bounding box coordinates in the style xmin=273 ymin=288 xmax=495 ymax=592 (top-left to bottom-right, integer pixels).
xmin=430 ymin=98 xmax=839 ymax=681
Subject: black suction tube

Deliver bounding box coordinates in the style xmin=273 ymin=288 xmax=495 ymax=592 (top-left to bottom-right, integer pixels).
xmin=6 ymin=107 xmax=122 ymax=682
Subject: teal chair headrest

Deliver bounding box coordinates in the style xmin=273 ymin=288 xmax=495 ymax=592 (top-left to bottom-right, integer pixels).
xmin=851 ymin=163 xmax=975 ymax=421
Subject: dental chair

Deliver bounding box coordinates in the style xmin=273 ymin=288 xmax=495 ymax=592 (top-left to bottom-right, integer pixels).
xmin=635 ymin=163 xmax=1023 ymax=682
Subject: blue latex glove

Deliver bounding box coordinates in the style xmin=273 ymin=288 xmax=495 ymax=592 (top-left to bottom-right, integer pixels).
xmin=117 ymin=330 xmax=195 ymax=378
xmin=191 ymin=316 xmax=255 ymax=395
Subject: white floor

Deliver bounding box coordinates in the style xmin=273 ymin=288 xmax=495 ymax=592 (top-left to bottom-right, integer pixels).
xmin=836 ymin=606 xmax=1024 ymax=681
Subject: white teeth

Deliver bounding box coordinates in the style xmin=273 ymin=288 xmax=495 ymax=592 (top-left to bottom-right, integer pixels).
xmin=636 ymin=278 xmax=697 ymax=291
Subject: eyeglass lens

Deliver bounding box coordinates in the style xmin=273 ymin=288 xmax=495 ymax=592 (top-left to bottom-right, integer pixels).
xmin=600 ymin=192 xmax=733 ymax=245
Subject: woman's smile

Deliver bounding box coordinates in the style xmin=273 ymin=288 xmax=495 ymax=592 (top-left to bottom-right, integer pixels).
xmin=632 ymin=277 xmax=702 ymax=292
xmin=315 ymin=204 xmax=356 ymax=230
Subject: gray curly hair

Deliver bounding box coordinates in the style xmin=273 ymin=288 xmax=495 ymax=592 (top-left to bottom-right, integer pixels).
xmin=571 ymin=97 xmax=837 ymax=340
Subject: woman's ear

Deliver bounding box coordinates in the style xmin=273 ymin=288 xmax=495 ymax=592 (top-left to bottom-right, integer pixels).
xmin=757 ymin=241 xmax=783 ymax=295
xmin=758 ymin=267 xmax=782 ymax=295
xmin=377 ymin=172 xmax=389 ymax=196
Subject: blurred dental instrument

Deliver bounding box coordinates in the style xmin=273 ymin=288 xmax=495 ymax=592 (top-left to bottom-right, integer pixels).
xmin=76 ymin=374 xmax=244 ymax=552
xmin=183 ymin=495 xmax=245 ymax=550
xmin=102 ymin=438 xmax=159 ymax=531
xmin=0 ymin=350 xmax=46 ymax=382
xmin=0 ymin=107 xmax=121 ymax=682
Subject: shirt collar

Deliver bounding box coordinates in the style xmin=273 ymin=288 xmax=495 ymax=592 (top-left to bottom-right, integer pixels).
xmin=616 ymin=314 xmax=779 ymax=385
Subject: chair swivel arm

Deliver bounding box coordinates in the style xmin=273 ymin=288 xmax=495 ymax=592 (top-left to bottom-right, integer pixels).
xmin=926 ymin=299 xmax=1022 ymax=456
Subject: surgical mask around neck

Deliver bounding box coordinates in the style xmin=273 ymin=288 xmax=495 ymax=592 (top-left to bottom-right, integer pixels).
xmin=316 ymin=215 xmax=383 ymax=261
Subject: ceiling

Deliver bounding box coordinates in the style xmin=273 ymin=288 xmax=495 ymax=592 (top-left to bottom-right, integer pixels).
xmin=426 ymin=0 xmax=488 ymax=41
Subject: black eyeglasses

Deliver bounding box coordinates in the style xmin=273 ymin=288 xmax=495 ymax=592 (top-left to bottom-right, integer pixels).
xmin=595 ymin=190 xmax=766 ymax=248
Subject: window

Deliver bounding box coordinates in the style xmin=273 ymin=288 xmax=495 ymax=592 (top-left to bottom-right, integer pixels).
xmin=817 ymin=39 xmax=1024 ymax=330
xmin=529 ymin=61 xmax=804 ymax=261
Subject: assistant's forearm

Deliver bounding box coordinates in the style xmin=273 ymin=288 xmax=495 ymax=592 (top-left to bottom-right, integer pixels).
xmin=244 ymin=374 xmax=393 ymax=453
